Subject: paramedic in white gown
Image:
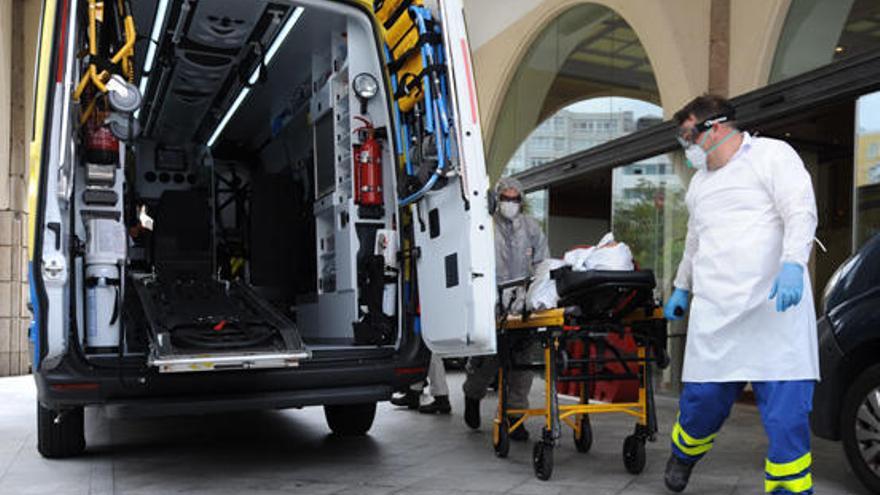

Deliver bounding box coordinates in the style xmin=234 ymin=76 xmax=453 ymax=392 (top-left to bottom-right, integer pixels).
xmin=662 ymin=95 xmax=819 ymax=495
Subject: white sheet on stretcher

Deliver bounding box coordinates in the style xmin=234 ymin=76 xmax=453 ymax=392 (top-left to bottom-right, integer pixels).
xmin=526 ymin=233 xmax=634 ymax=311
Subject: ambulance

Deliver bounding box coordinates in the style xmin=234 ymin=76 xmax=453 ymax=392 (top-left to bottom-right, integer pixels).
xmin=28 ymin=0 xmax=495 ymax=457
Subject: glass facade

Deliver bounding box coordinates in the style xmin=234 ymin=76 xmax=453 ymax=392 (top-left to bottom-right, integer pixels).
xmin=855 ymin=91 xmax=880 ymax=249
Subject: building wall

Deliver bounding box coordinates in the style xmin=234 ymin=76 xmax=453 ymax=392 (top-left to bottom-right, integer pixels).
xmin=0 ymin=0 xmax=40 ymax=376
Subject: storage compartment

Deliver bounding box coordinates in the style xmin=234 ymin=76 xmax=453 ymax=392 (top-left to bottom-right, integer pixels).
xmin=66 ymin=0 xmax=401 ymax=372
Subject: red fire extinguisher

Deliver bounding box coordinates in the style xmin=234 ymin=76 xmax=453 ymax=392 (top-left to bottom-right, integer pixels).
xmin=354 ymin=117 xmax=383 ymax=206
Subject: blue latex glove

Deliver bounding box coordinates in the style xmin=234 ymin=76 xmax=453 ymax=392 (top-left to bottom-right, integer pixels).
xmin=769 ymin=262 xmax=804 ymax=312
xmin=664 ymin=288 xmax=690 ymax=321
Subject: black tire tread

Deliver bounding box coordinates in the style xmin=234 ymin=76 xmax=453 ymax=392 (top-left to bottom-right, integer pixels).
xmin=324 ymin=402 xmax=377 ymax=436
xmin=841 ymin=364 xmax=880 ymax=493
xmin=623 ymin=434 xmax=646 ymax=474
xmin=574 ymin=414 xmax=593 ymax=453
xmin=37 ymin=403 xmax=85 ymax=458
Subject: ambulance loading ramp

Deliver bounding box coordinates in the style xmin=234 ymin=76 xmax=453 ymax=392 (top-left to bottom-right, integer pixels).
xmin=133 ymin=275 xmax=310 ymax=373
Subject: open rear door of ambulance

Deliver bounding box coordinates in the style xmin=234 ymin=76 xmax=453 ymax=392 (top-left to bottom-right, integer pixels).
xmin=391 ymin=0 xmax=496 ymax=357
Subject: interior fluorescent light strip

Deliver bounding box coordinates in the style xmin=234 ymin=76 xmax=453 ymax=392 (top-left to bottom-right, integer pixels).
xmin=143 ymin=0 xmax=170 ymax=74
xmin=208 ymin=7 xmax=304 ymax=147
xmin=135 ymin=0 xmax=171 ymax=118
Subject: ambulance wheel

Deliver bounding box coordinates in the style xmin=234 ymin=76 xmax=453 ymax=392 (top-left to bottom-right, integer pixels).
xmin=623 ymin=434 xmax=646 ymax=474
xmin=532 ymin=441 xmax=554 ymax=481
xmin=324 ymin=402 xmax=376 ymax=436
xmin=493 ymin=417 xmax=510 ymax=458
xmin=37 ymin=402 xmax=85 ymax=458
xmin=574 ymin=414 xmax=593 ymax=453
xmin=841 ymin=364 xmax=880 ymax=493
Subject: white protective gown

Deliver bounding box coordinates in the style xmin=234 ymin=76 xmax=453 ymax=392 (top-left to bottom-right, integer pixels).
xmin=674 ymin=132 xmax=820 ymax=383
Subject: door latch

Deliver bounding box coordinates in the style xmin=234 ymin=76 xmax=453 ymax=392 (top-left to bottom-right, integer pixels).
xmin=41 ymin=257 xmax=66 ymax=281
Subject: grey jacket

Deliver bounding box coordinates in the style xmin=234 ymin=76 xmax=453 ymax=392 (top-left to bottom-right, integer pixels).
xmin=494 ymin=212 xmax=549 ymax=284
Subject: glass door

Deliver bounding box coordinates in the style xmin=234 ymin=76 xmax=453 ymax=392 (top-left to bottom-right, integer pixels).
xmin=853 ymin=92 xmax=880 ymax=250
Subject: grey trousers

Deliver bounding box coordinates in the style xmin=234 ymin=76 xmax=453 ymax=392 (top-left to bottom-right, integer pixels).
xmin=462 ymin=355 xmax=533 ymax=410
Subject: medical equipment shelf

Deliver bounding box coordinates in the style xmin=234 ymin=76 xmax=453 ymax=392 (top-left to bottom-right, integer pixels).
xmin=493 ymin=271 xmax=668 ymax=481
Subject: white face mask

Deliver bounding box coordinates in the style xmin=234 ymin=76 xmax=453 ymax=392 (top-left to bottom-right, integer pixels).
xmin=682 ymin=128 xmax=739 ymax=171
xmin=499 ymin=201 xmax=520 ymax=219
xmin=685 ymin=143 xmax=708 ymax=171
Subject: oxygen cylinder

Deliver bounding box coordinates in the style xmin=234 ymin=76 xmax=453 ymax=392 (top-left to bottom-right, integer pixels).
xmin=85 ymin=264 xmax=120 ymax=349
xmin=84 ymin=219 xmax=126 ymax=350
xmin=382 ymin=272 xmax=397 ymax=317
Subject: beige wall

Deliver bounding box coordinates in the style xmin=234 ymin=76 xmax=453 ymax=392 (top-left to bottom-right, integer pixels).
xmin=0 ymin=0 xmax=40 ymax=377
xmin=728 ymin=0 xmax=790 ymax=97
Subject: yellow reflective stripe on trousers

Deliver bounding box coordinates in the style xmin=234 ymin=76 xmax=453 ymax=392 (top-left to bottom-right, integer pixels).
xmin=765 ymin=452 xmax=812 ymax=478
xmin=671 ymin=423 xmax=713 ymax=456
xmin=765 ymin=473 xmax=812 ymax=493
xmin=673 ymin=420 xmax=717 ymax=446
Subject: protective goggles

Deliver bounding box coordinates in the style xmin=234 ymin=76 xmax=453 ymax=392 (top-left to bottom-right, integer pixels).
xmin=676 ymin=114 xmax=732 ymax=147
xmin=498 ymin=194 xmax=522 ymax=203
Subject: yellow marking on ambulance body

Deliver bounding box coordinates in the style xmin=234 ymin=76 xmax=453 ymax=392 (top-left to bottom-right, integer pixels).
xmin=28 ymin=0 xmax=59 ymax=261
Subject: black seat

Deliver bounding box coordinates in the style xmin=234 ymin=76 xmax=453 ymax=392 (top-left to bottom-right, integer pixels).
xmin=153 ymin=190 xmax=212 ymax=279
xmin=551 ymin=267 xmax=656 ymax=318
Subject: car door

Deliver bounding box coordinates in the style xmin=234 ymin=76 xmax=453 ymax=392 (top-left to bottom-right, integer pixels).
xmin=390 ymin=0 xmax=497 ymax=357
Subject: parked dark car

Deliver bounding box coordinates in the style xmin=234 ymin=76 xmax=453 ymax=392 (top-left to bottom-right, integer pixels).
xmin=812 ymin=234 xmax=880 ymax=492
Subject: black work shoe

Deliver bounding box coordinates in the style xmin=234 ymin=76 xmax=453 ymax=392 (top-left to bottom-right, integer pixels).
xmin=418 ymin=396 xmax=451 ymax=414
xmin=664 ymin=454 xmax=695 ymax=492
xmin=464 ymin=397 xmax=480 ymax=429
xmin=509 ymin=416 xmax=529 ymax=442
xmin=390 ymin=390 xmax=420 ymax=410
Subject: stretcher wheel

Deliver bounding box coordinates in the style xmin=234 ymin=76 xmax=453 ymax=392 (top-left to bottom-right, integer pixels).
xmin=573 ymin=414 xmax=593 ymax=453
xmin=493 ymin=417 xmax=510 ymax=458
xmin=622 ymin=434 xmax=646 ymax=474
xmin=532 ymin=441 xmax=554 ymax=481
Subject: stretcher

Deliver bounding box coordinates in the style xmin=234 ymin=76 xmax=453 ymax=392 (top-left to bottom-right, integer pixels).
xmin=493 ymin=268 xmax=669 ymax=481
xmin=375 ymin=0 xmax=456 ymax=206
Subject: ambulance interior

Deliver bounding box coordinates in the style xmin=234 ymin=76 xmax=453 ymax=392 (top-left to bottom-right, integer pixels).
xmin=68 ymin=0 xmax=405 ymax=372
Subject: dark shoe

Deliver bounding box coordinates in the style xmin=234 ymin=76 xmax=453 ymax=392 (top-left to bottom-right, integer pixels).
xmin=418 ymin=396 xmax=451 ymax=414
xmin=509 ymin=416 xmax=529 ymax=442
xmin=390 ymin=390 xmax=420 ymax=410
xmin=464 ymin=397 xmax=480 ymax=429
xmin=664 ymin=454 xmax=695 ymax=492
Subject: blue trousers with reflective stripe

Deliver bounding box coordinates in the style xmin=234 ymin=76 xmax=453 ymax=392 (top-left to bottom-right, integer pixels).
xmin=672 ymin=380 xmax=815 ymax=495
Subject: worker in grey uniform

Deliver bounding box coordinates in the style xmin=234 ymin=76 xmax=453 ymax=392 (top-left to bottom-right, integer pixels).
xmin=463 ymin=176 xmax=549 ymax=441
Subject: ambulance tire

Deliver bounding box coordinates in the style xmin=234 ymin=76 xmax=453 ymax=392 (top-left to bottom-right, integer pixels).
xmin=37 ymin=402 xmax=85 ymax=458
xmin=324 ymin=402 xmax=377 ymax=436
xmin=841 ymin=364 xmax=880 ymax=493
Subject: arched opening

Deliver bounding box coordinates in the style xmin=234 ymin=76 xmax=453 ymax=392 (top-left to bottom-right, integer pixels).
xmin=486 ymin=3 xmax=661 ymax=179
xmin=769 ymin=0 xmax=880 ymax=83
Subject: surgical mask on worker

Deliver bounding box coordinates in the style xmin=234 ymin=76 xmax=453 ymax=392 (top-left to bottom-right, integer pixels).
xmin=499 ymin=201 xmax=520 ymax=219
xmin=683 ymin=128 xmax=739 ymax=171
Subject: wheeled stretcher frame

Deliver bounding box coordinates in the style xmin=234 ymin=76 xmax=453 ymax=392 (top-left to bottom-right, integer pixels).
xmin=492 ymin=278 xmax=668 ymax=481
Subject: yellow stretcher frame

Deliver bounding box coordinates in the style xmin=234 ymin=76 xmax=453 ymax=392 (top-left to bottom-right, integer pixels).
xmin=492 ymin=306 xmax=666 ymax=480
xmin=73 ymin=0 xmax=137 ymax=124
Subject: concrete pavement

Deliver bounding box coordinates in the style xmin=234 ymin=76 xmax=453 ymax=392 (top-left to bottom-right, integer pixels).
xmin=0 ymin=372 xmax=867 ymax=494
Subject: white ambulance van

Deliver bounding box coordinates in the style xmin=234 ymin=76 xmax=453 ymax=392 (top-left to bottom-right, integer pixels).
xmin=28 ymin=0 xmax=495 ymax=457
